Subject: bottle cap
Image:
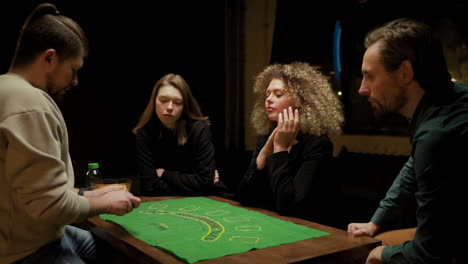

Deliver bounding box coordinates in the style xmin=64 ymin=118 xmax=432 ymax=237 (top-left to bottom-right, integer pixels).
xmin=88 ymin=163 xmax=99 ymax=169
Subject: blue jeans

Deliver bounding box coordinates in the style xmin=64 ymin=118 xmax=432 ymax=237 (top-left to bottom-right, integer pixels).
xmin=17 ymin=225 xmax=96 ymax=264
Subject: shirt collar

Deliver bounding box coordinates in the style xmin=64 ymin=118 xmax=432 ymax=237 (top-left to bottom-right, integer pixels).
xmin=408 ymin=93 xmax=431 ymax=140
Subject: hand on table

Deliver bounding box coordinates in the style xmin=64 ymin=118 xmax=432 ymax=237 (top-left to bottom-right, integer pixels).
xmin=84 ymin=185 xmax=124 ymax=197
xmin=103 ymin=189 xmax=141 ymax=216
xmin=347 ymin=222 xmax=379 ymax=237
xmin=156 ymin=167 xmax=220 ymax=185
xmin=366 ymin=246 xmax=385 ymax=264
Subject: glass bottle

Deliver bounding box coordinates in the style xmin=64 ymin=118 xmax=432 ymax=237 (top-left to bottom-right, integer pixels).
xmin=86 ymin=162 xmax=103 ymax=189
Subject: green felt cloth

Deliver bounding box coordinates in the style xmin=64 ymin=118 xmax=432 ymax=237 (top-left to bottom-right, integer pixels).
xmin=100 ymin=197 xmax=329 ymax=263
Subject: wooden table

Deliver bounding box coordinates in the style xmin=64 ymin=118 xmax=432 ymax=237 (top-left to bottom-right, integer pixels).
xmin=79 ymin=196 xmax=381 ymax=263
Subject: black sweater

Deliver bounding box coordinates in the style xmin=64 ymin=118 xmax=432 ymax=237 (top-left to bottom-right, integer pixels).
xmin=236 ymin=133 xmax=342 ymax=226
xmin=136 ymin=120 xmax=216 ymax=196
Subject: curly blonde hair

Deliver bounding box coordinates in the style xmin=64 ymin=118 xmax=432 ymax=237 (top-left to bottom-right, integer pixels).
xmin=251 ymin=62 xmax=344 ymax=136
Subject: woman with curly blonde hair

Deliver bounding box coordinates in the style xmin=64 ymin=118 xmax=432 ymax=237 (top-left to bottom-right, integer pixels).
xmin=235 ymin=62 xmax=344 ymax=226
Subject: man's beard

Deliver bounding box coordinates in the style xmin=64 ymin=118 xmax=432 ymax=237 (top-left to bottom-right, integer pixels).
xmin=46 ymin=76 xmax=68 ymax=103
xmin=368 ymin=92 xmax=407 ymax=120
xmin=369 ymin=98 xmax=389 ymax=120
xmin=51 ymin=92 xmax=66 ymax=103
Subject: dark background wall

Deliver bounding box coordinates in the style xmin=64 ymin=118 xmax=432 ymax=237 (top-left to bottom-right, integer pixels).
xmin=0 ymin=1 xmax=226 ymax=185
xmin=271 ymin=0 xmax=468 ymax=135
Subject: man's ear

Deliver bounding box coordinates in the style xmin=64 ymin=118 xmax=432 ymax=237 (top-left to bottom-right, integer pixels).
xmin=41 ymin=49 xmax=57 ymax=71
xmin=397 ymin=60 xmax=414 ymax=86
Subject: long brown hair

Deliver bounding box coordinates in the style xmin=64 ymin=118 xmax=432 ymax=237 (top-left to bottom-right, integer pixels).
xmin=133 ymin=73 xmax=209 ymax=145
xmin=11 ymin=3 xmax=88 ymax=68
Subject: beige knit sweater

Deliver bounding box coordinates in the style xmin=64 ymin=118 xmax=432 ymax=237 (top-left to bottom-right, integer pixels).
xmin=0 ymin=74 xmax=89 ymax=264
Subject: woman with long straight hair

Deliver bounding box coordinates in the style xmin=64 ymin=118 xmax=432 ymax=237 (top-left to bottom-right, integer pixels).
xmin=133 ymin=73 xmax=225 ymax=196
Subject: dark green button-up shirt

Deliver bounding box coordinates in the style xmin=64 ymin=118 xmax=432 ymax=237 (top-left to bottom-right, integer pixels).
xmin=372 ymin=82 xmax=468 ymax=263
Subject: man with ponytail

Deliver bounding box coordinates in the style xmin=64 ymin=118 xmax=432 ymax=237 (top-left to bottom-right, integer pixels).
xmin=0 ymin=3 xmax=140 ymax=263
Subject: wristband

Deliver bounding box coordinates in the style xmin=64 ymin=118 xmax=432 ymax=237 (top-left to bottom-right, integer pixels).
xmin=78 ymin=187 xmax=89 ymax=196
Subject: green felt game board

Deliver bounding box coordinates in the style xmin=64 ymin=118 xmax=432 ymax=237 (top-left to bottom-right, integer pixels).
xmin=100 ymin=197 xmax=329 ymax=263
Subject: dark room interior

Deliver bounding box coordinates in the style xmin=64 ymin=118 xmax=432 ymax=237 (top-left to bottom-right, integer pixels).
xmin=1 ymin=0 xmax=467 ymax=234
